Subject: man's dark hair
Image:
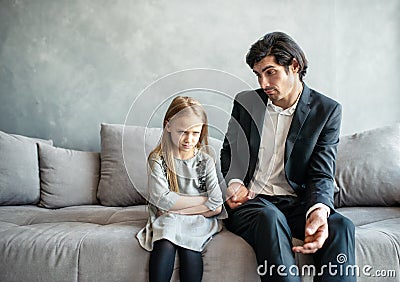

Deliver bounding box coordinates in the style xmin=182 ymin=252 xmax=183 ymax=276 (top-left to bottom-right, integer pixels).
xmin=246 ymin=31 xmax=308 ymax=81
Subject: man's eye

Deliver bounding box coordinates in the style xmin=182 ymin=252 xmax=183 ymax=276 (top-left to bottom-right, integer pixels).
xmin=267 ymin=70 xmax=276 ymax=75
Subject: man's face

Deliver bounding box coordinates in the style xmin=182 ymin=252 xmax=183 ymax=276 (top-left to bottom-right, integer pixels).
xmin=252 ymin=55 xmax=299 ymax=107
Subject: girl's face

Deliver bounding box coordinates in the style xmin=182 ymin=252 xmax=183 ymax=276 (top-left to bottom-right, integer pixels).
xmin=166 ymin=114 xmax=204 ymax=159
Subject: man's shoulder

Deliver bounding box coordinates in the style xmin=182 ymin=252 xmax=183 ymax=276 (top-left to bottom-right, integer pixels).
xmin=235 ymin=88 xmax=262 ymax=99
xmin=234 ymin=88 xmax=267 ymax=107
xmin=307 ymin=86 xmax=340 ymax=108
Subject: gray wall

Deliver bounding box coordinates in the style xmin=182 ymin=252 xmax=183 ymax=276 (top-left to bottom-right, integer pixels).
xmin=0 ymin=0 xmax=399 ymax=151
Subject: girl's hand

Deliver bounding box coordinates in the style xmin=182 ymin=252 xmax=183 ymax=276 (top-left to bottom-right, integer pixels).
xmin=170 ymin=204 xmax=221 ymax=217
xmin=201 ymin=205 xmax=222 ymax=217
xmin=156 ymin=209 xmax=167 ymax=217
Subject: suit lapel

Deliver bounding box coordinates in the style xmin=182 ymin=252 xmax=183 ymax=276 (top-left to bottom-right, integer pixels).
xmin=285 ymin=84 xmax=312 ymax=162
xmin=250 ymin=89 xmax=268 ymax=154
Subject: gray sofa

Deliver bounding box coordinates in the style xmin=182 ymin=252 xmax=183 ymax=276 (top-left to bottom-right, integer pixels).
xmin=1 ymin=123 xmax=399 ymax=282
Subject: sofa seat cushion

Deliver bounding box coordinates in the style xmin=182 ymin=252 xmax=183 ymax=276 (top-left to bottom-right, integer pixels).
xmin=0 ymin=205 xmax=150 ymax=281
xmin=335 ymin=207 xmax=400 ymax=281
xmin=0 ymin=205 xmax=148 ymax=226
xmin=337 ymin=207 xmax=400 ymax=227
xmin=2 ymin=206 xmax=398 ymax=281
xmin=0 ymin=205 xmax=259 ymax=282
xmin=353 ymin=218 xmax=400 ymax=281
xmin=0 ymin=221 xmax=145 ymax=282
xmin=293 ymin=207 xmax=400 ymax=282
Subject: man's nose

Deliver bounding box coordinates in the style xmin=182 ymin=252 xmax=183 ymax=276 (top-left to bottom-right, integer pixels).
xmin=259 ymin=75 xmax=270 ymax=89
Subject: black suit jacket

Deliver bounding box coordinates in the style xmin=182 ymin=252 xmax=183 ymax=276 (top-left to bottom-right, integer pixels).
xmin=220 ymin=84 xmax=342 ymax=212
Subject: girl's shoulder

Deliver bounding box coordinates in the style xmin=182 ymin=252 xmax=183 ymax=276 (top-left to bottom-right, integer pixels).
xmin=147 ymin=155 xmax=168 ymax=177
xmin=148 ymin=154 xmax=161 ymax=163
xmin=196 ymin=149 xmax=216 ymax=165
xmin=147 ymin=154 xmax=166 ymax=170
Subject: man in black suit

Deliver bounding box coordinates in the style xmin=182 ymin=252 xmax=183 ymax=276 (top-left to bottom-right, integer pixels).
xmin=221 ymin=32 xmax=356 ymax=281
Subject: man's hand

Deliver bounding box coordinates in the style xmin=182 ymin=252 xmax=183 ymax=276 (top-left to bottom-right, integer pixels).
xmin=226 ymin=182 xmax=254 ymax=209
xmin=292 ymin=208 xmax=329 ymax=254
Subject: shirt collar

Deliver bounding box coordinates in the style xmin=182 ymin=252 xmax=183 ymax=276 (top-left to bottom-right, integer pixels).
xmin=267 ymin=94 xmax=301 ymax=116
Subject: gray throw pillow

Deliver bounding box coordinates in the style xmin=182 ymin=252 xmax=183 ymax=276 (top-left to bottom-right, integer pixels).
xmin=97 ymin=124 xmax=160 ymax=206
xmin=335 ymin=124 xmax=400 ymax=207
xmin=38 ymin=143 xmax=100 ymax=208
xmin=0 ymin=131 xmax=53 ymax=205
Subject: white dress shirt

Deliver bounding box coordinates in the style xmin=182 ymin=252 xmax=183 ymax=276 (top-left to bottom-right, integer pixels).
xmin=248 ymin=98 xmax=298 ymax=196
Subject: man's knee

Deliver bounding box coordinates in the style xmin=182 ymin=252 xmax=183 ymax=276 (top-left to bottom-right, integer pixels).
xmin=255 ymin=207 xmax=286 ymax=227
xmin=329 ymin=214 xmax=355 ymax=236
xmin=254 ymin=208 xmax=292 ymax=242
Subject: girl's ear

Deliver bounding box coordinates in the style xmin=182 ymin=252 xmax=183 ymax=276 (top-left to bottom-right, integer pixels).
xmin=165 ymin=121 xmax=171 ymax=132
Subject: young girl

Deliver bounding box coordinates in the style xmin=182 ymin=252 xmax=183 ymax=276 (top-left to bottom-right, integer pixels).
xmin=137 ymin=96 xmax=226 ymax=282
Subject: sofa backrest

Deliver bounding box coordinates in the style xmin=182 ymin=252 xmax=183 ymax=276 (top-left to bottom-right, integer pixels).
xmin=3 ymin=123 xmax=398 ymax=209
xmin=0 ymin=124 xmax=225 ymax=208
xmin=334 ymin=123 xmax=400 ymax=207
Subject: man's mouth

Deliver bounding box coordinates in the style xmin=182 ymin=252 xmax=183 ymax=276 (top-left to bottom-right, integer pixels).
xmin=264 ymin=88 xmax=276 ymax=95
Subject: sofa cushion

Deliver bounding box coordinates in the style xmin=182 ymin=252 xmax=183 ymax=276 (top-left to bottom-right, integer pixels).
xmin=0 ymin=205 xmax=258 ymax=282
xmin=38 ymin=143 xmax=100 ymax=208
xmin=0 ymin=205 xmax=148 ymax=226
xmin=0 ymin=130 xmax=52 ymax=205
xmin=97 ymin=124 xmax=159 ymax=206
xmin=337 ymin=206 xmax=400 ymax=227
xmin=335 ymin=124 xmax=400 ymax=207
xmin=351 ymin=216 xmax=400 ymax=281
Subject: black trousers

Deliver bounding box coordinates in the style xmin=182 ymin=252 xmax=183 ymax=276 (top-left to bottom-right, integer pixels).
xmin=224 ymin=195 xmax=356 ymax=282
xmin=149 ymin=239 xmax=203 ymax=282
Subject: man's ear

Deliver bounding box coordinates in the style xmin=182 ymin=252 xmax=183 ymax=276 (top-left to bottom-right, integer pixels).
xmin=291 ymin=58 xmax=300 ymax=73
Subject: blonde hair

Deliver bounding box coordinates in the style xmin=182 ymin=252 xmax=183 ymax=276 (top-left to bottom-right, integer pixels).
xmin=149 ymin=96 xmax=209 ymax=192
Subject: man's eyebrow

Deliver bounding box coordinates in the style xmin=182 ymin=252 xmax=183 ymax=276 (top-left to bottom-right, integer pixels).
xmin=253 ymin=65 xmax=274 ymax=74
xmin=262 ymin=65 xmax=274 ymax=72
